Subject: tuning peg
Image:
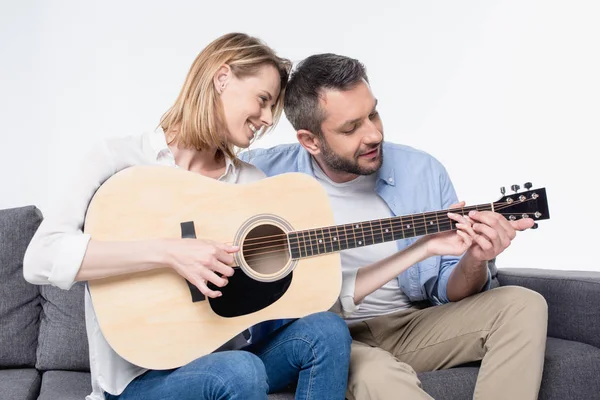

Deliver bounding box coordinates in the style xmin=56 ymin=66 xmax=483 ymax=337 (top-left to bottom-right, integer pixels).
xmin=511 ymin=184 xmax=520 ymax=193
xmin=524 ymin=182 xmax=532 ymax=190
xmin=531 ymin=223 xmax=538 ymax=229
xmin=500 ymin=186 xmax=506 ymax=195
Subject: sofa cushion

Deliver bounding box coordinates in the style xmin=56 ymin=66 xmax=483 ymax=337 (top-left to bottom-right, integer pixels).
xmin=419 ymin=366 xmax=478 ymax=400
xmin=498 ymin=268 xmax=600 ymax=349
xmin=418 ymin=336 xmax=600 ymax=400
xmin=0 ymin=206 xmax=43 ymax=368
xmin=538 ymin=336 xmax=600 ymax=400
xmin=36 ymin=282 xmax=90 ymax=371
xmin=37 ymin=371 xmax=91 ymax=400
xmin=0 ymin=368 xmax=41 ymax=400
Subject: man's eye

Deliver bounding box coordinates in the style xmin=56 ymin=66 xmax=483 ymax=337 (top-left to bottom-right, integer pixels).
xmin=343 ymin=126 xmax=357 ymax=134
xmin=369 ymin=111 xmax=379 ymax=119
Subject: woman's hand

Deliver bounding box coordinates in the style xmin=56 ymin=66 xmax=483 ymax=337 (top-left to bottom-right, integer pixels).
xmin=163 ymin=239 xmax=239 ymax=298
xmin=421 ymin=201 xmax=476 ymax=257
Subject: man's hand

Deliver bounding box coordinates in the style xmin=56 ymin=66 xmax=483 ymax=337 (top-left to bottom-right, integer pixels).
xmin=446 ymin=207 xmax=534 ymax=302
xmin=465 ymin=210 xmax=534 ymax=262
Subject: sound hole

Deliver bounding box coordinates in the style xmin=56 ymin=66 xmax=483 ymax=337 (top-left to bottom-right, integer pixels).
xmin=242 ymin=224 xmax=290 ymax=276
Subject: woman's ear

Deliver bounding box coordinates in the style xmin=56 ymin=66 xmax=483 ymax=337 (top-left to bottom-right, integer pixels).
xmin=213 ymin=64 xmax=232 ymax=94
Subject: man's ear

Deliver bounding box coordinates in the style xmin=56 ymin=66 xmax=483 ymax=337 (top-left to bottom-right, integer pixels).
xmin=297 ymin=129 xmax=321 ymax=155
xmin=213 ymin=64 xmax=231 ymax=94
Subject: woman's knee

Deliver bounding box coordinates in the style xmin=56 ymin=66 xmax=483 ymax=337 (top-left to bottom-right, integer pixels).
xmin=224 ymin=351 xmax=268 ymax=395
xmin=189 ymin=351 xmax=268 ymax=399
xmin=300 ymin=312 xmax=352 ymax=355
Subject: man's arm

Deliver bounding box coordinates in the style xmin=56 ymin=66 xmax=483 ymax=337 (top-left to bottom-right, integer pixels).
xmin=446 ymin=210 xmax=534 ymax=302
xmin=446 ymin=251 xmax=489 ymax=302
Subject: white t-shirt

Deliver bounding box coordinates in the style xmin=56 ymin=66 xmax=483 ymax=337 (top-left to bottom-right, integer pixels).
xmin=311 ymin=159 xmax=412 ymax=323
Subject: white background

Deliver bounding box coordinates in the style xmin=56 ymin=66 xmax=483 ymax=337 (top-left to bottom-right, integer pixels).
xmin=1 ymin=1 xmax=598 ymax=271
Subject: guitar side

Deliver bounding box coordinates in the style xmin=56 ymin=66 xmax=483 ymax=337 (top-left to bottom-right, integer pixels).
xmin=84 ymin=166 xmax=341 ymax=370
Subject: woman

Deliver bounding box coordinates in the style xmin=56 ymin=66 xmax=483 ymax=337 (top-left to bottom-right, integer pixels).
xmin=23 ymin=33 xmax=352 ymax=400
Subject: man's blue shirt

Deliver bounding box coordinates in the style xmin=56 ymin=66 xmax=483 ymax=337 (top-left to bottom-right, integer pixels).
xmin=240 ymin=142 xmax=492 ymax=306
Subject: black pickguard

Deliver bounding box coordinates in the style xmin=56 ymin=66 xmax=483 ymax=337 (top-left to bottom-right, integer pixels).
xmin=207 ymin=269 xmax=292 ymax=317
xmin=180 ymin=220 xmax=292 ymax=317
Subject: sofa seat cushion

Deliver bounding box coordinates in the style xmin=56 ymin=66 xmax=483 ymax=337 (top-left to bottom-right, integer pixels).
xmin=0 ymin=368 xmax=41 ymax=400
xmin=419 ymin=366 xmax=478 ymax=400
xmin=30 ymin=338 xmax=600 ymax=400
xmin=538 ymin=336 xmax=600 ymax=400
xmin=417 ymin=336 xmax=600 ymax=400
xmin=38 ymin=370 xmax=92 ymax=400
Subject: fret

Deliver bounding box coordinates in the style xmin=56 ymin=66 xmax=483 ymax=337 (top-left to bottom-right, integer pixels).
xmin=305 ymin=230 xmax=314 ymax=256
xmin=341 ymin=223 xmax=349 ymax=250
xmin=350 ymin=223 xmax=358 ymax=248
xmin=332 ymin=226 xmax=341 ymax=252
xmin=410 ymin=214 xmax=417 ymax=237
xmin=310 ymin=229 xmax=321 ymax=255
xmin=394 ymin=217 xmax=406 ymax=239
xmin=365 ymin=221 xmax=375 ymax=246
xmin=318 ymin=228 xmax=327 ymax=254
xmin=438 ymin=214 xmax=453 ymax=232
xmin=354 ymin=222 xmax=366 ymax=247
xmin=378 ymin=219 xmax=385 ymax=244
xmin=288 ymin=232 xmax=300 ymax=259
xmin=424 ymin=213 xmax=440 ymax=234
xmin=380 ymin=218 xmax=393 ymax=242
xmin=323 ymin=227 xmax=332 ymax=253
xmin=340 ymin=224 xmax=350 ymax=250
xmin=298 ymin=230 xmax=307 ymax=258
xmin=414 ymin=213 xmax=427 ymax=237
xmin=434 ymin=211 xmax=441 ymax=234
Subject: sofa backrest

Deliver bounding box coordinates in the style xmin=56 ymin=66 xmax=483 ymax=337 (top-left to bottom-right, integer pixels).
xmin=0 ymin=206 xmax=90 ymax=371
xmin=0 ymin=206 xmax=43 ymax=368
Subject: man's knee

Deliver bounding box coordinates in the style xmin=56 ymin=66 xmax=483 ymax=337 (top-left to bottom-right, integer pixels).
xmin=349 ymin=349 xmax=423 ymax=398
xmin=490 ymin=286 xmax=548 ymax=332
xmin=492 ymin=286 xmax=547 ymax=313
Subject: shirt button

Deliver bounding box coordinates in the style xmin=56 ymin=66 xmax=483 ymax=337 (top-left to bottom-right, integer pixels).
xmin=388 ymin=177 xmax=393 ymax=183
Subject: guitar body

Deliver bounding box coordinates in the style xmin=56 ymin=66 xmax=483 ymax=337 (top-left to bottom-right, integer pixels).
xmin=85 ymin=166 xmax=341 ymax=370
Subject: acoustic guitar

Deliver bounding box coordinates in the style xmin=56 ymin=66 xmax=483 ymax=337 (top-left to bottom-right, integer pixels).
xmin=84 ymin=165 xmax=549 ymax=369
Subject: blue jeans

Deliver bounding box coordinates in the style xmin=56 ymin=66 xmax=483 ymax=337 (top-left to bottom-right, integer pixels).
xmin=105 ymin=312 xmax=351 ymax=400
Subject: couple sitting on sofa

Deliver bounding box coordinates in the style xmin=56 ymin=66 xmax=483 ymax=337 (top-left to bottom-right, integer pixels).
xmin=22 ymin=32 xmax=547 ymax=400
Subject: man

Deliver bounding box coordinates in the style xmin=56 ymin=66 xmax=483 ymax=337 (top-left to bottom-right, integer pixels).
xmin=240 ymin=53 xmax=548 ymax=400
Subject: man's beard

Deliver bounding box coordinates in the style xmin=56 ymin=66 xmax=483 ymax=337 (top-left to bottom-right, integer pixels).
xmin=320 ymin=138 xmax=383 ymax=176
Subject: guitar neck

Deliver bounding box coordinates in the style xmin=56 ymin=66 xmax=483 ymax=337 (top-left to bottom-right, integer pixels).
xmin=287 ymin=203 xmax=493 ymax=259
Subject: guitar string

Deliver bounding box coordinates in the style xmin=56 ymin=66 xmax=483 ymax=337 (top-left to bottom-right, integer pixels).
xmin=241 ymin=214 xmax=537 ymax=260
xmin=240 ymin=198 xmax=535 ymax=247
xmin=239 ymin=198 xmax=538 ymax=256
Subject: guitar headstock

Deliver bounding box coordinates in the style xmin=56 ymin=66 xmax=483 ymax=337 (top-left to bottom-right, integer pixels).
xmin=495 ymin=183 xmax=550 ymax=224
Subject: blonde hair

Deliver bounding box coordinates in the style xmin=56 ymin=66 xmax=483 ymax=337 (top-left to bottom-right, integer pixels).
xmin=159 ymin=32 xmax=292 ymax=161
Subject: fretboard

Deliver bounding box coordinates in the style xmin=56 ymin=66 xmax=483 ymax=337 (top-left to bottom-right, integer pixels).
xmin=287 ymin=204 xmax=492 ymax=259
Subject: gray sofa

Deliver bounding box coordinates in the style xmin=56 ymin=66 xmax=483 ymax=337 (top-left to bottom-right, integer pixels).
xmin=1 ymin=205 xmax=599 ymax=400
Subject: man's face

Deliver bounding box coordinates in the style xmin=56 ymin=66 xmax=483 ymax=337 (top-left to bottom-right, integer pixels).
xmin=317 ymin=80 xmax=384 ymax=176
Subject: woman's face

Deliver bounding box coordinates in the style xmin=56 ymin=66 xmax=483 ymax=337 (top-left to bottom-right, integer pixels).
xmin=217 ymin=64 xmax=281 ymax=149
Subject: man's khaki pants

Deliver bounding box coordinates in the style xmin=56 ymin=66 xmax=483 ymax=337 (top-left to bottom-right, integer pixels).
xmin=346 ymin=286 xmax=548 ymax=400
